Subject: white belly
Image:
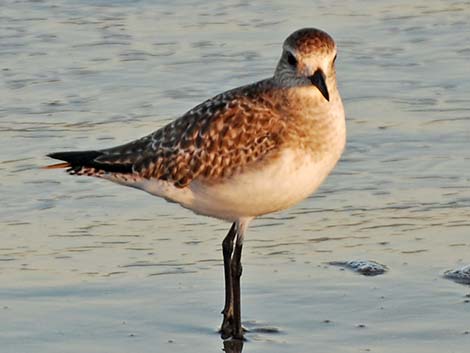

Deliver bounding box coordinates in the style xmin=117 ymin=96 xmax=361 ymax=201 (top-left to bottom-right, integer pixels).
xmin=181 ymin=147 xmax=341 ymax=221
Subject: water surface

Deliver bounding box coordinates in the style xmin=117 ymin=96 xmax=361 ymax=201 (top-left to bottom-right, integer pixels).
xmin=1 ymin=1 xmax=470 ymax=352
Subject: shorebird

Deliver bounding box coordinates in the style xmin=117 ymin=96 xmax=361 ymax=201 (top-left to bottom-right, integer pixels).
xmin=45 ymin=28 xmax=346 ymax=340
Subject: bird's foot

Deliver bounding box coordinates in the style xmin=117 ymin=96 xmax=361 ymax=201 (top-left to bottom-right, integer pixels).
xmin=220 ymin=315 xmax=247 ymax=340
xmin=220 ymin=314 xmax=234 ymax=340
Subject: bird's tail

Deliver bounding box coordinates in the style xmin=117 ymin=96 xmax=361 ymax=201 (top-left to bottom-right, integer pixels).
xmin=43 ymin=150 xmax=100 ymax=168
xmin=43 ymin=150 xmax=132 ymax=176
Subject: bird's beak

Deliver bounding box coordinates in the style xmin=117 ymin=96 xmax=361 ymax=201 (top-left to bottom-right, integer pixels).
xmin=309 ymin=69 xmax=329 ymax=101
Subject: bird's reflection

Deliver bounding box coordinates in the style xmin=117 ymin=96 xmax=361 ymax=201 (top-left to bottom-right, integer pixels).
xmin=223 ymin=339 xmax=243 ymax=353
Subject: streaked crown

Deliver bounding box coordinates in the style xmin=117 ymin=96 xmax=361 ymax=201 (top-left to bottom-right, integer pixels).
xmin=284 ymin=28 xmax=335 ymax=57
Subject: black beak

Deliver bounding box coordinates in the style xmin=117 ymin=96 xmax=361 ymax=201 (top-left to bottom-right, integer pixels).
xmin=309 ymin=69 xmax=329 ymax=101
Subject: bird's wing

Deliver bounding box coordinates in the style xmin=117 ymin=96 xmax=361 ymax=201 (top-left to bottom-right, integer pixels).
xmin=77 ymin=83 xmax=286 ymax=187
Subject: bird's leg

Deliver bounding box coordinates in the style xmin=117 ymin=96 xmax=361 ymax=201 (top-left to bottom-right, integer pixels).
xmin=231 ymin=233 xmax=244 ymax=340
xmin=220 ymin=218 xmax=251 ymax=340
xmin=220 ymin=222 xmax=237 ymax=339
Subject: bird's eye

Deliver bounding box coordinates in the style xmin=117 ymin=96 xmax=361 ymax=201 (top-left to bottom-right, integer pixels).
xmin=287 ymin=52 xmax=297 ymax=67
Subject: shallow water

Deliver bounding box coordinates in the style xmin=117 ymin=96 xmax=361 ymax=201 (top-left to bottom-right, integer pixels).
xmin=1 ymin=0 xmax=470 ymax=352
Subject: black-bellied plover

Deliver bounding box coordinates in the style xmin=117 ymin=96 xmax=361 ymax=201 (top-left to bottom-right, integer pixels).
xmin=45 ymin=28 xmax=346 ymax=340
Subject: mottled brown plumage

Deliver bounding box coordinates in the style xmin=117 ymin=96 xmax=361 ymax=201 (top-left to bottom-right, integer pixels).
xmin=286 ymin=28 xmax=335 ymax=56
xmin=71 ymin=80 xmax=291 ymax=187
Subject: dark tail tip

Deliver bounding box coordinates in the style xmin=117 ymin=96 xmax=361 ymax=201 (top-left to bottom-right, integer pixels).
xmin=45 ymin=150 xmax=102 ymax=172
xmin=46 ymin=150 xmax=133 ymax=174
xmin=47 ymin=150 xmax=102 ymax=165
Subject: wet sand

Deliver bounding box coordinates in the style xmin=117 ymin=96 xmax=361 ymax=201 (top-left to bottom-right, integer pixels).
xmin=1 ymin=1 xmax=470 ymax=352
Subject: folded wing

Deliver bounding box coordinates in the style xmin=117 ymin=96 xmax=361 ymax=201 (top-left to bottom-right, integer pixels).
xmin=46 ymin=82 xmax=286 ymax=188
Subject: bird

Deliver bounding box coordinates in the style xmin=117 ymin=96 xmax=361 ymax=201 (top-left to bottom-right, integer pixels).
xmin=44 ymin=28 xmax=346 ymax=340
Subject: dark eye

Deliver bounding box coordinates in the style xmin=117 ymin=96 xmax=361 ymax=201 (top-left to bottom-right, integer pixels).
xmin=333 ymin=54 xmax=337 ymax=64
xmin=287 ymin=52 xmax=297 ymax=67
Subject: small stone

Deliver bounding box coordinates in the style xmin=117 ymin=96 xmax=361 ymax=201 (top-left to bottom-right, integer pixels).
xmin=329 ymin=260 xmax=387 ymax=276
xmin=444 ymin=265 xmax=470 ymax=285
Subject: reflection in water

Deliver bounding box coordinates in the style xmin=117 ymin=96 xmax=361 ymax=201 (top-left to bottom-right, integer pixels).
xmin=223 ymin=339 xmax=243 ymax=353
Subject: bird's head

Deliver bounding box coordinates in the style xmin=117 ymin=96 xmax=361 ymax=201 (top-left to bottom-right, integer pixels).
xmin=275 ymin=28 xmax=337 ymax=102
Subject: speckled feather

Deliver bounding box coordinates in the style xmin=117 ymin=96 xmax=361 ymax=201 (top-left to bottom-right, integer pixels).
xmin=287 ymin=28 xmax=335 ymax=56
xmin=72 ymin=79 xmax=289 ymax=187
